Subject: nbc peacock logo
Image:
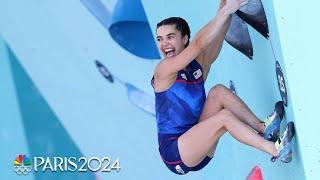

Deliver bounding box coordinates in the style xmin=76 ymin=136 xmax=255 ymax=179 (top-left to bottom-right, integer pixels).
xmin=13 ymin=154 xmax=32 ymax=175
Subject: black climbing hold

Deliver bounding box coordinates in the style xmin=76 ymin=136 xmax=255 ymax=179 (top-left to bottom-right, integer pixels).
xmin=275 ymin=61 xmax=288 ymax=106
xmin=236 ymin=0 xmax=269 ymax=39
xmin=225 ymin=14 xmax=253 ymax=59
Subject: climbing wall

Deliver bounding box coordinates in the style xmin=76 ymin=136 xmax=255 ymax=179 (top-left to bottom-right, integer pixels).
xmin=142 ymin=0 xmax=317 ymax=179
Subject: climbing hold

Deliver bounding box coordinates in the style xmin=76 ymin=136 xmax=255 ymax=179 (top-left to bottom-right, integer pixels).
xmin=225 ymin=14 xmax=253 ymax=59
xmin=125 ymin=83 xmax=155 ymax=116
xmin=95 ymin=60 xmax=114 ymax=83
xmin=275 ymin=61 xmax=288 ymax=106
xmin=246 ymin=165 xmax=263 ymax=180
xmin=236 ymin=0 xmax=269 ymax=39
xmin=229 ymin=80 xmax=237 ymax=95
xmin=81 ymin=0 xmax=160 ymax=59
xmin=109 ymin=0 xmax=160 ymax=59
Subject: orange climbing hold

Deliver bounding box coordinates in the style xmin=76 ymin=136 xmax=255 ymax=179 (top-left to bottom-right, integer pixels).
xmin=246 ymin=166 xmax=263 ymax=180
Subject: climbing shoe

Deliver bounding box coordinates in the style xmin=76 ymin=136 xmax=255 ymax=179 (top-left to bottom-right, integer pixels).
xmin=263 ymin=101 xmax=284 ymax=142
xmin=271 ymin=122 xmax=295 ymax=163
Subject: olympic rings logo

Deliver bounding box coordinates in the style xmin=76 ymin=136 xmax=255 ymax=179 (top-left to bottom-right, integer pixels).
xmin=14 ymin=165 xmax=32 ymax=175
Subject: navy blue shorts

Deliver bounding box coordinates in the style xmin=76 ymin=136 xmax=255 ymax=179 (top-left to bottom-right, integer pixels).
xmin=158 ymin=133 xmax=212 ymax=175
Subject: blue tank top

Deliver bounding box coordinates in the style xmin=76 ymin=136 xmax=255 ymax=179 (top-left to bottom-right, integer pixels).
xmin=152 ymin=60 xmax=206 ymax=134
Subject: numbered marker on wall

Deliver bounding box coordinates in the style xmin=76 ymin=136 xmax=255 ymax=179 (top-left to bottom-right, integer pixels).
xmin=275 ymin=61 xmax=288 ymax=106
xmin=229 ymin=80 xmax=237 ymax=95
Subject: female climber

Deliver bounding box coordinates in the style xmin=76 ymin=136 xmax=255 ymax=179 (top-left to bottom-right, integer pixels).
xmin=151 ymin=0 xmax=295 ymax=175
